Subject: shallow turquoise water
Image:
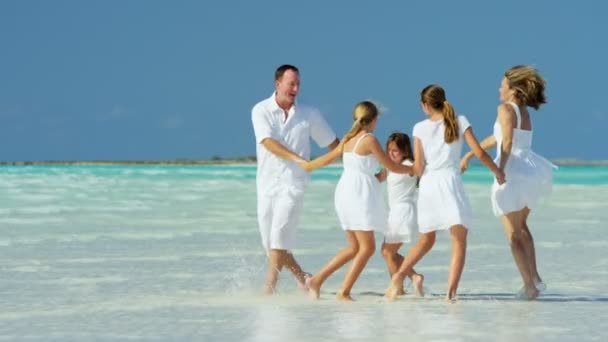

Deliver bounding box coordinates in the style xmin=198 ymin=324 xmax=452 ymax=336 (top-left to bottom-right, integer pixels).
xmin=0 ymin=165 xmax=606 ymax=340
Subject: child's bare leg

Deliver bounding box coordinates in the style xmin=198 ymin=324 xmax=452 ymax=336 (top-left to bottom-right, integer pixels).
xmin=381 ymin=242 xmax=403 ymax=275
xmin=263 ymin=249 xmax=284 ymax=295
xmin=395 ymin=248 xmax=424 ymax=295
xmin=501 ymin=211 xmax=539 ymax=300
xmin=381 ymin=242 xmax=406 ymax=295
xmin=410 ymin=271 xmax=424 ymax=297
xmin=338 ymin=231 xmax=375 ymax=301
xmin=386 ymin=232 xmax=435 ymax=299
xmin=521 ymin=208 xmax=543 ymax=286
xmin=446 ymin=225 xmax=467 ymax=301
xmin=307 ymin=231 xmax=358 ymax=299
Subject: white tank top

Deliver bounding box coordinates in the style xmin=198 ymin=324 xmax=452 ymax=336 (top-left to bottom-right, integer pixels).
xmin=342 ymin=133 xmax=379 ymax=176
xmin=494 ymin=101 xmax=534 ymax=159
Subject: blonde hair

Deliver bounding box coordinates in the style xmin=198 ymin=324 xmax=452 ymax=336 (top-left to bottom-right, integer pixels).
xmin=342 ymin=101 xmax=379 ymax=148
xmin=421 ymin=85 xmax=459 ymax=143
xmin=504 ymin=65 xmax=547 ymax=110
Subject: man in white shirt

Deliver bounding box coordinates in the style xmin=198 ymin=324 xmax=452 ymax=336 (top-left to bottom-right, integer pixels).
xmin=252 ymin=64 xmax=339 ymax=294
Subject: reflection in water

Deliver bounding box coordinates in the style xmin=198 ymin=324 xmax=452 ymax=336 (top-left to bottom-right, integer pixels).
xmin=235 ymin=293 xmax=601 ymax=341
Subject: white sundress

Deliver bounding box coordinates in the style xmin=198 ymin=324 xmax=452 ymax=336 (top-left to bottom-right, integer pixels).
xmin=491 ymin=101 xmax=557 ymax=216
xmin=414 ymin=115 xmax=474 ymax=233
xmin=385 ymin=159 xmax=418 ymax=243
xmin=334 ymin=133 xmax=388 ymax=232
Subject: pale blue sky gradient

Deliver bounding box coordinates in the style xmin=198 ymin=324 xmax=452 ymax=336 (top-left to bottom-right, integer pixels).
xmin=1 ymin=0 xmax=606 ymax=161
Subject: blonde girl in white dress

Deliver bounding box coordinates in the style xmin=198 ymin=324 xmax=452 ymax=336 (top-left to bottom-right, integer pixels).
xmin=386 ymin=85 xmax=505 ymax=301
xmin=460 ymin=65 xmax=555 ymax=300
xmin=299 ymin=101 xmax=414 ymax=301
xmin=375 ymin=132 xmax=424 ymax=296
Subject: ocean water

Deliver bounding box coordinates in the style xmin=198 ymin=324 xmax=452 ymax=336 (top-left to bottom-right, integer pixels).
xmin=0 ymin=164 xmax=607 ymax=341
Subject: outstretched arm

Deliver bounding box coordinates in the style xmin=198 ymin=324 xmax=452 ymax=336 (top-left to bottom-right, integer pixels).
xmin=461 ymin=134 xmax=496 ymax=167
xmin=253 ymin=106 xmax=305 ymax=163
xmin=300 ymin=145 xmax=343 ymax=172
xmin=463 ymin=127 xmax=505 ymax=184
xmin=261 ymin=138 xmax=306 ymax=163
xmin=460 ymin=135 xmax=495 ymax=173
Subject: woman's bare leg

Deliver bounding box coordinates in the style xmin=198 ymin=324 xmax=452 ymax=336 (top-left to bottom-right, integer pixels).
xmin=500 ymin=210 xmax=538 ymax=300
xmin=521 ymin=207 xmax=543 ymax=286
xmin=307 ymin=231 xmax=359 ymax=299
xmin=337 ymin=231 xmax=376 ymax=301
xmin=446 ymin=225 xmax=467 ymax=301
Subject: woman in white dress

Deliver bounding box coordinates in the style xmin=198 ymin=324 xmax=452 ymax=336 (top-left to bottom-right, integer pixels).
xmin=386 ymin=85 xmax=505 ymax=301
xmin=299 ymin=101 xmax=414 ymax=301
xmin=460 ymin=65 xmax=555 ymax=300
xmin=376 ymin=132 xmax=424 ymax=296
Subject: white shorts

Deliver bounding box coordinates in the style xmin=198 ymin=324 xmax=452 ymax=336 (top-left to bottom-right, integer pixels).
xmin=385 ymin=202 xmax=417 ymax=244
xmin=257 ymin=188 xmax=305 ymax=252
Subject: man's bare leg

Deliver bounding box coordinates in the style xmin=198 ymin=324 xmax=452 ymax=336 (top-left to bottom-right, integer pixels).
xmin=283 ymin=251 xmax=309 ymax=288
xmin=263 ymin=249 xmax=284 ymax=295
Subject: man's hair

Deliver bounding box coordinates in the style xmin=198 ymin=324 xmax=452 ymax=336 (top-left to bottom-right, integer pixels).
xmin=275 ymin=64 xmax=299 ymax=81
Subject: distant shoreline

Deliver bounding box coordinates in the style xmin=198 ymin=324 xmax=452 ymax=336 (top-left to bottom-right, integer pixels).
xmin=0 ymin=157 xmax=257 ymax=166
xmin=1 ymin=157 xmax=608 ymax=166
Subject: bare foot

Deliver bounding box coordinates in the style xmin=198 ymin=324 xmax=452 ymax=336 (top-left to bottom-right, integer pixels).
xmin=385 ymin=274 xmax=405 ymax=301
xmin=295 ymin=272 xmax=312 ymax=291
xmin=411 ymin=274 xmax=424 ymax=297
xmin=446 ymin=289 xmax=457 ymax=302
xmin=397 ymin=286 xmax=406 ymax=296
xmin=516 ymin=285 xmax=539 ymax=300
xmin=385 ymin=285 xmax=400 ymax=301
xmin=535 ymin=281 xmax=546 ymax=292
xmin=306 ymin=277 xmax=320 ymax=300
xmin=336 ymin=290 xmax=354 ymax=301
xmin=526 ymin=285 xmax=539 ymax=300
xmin=445 ymin=295 xmax=457 ymax=303
xmin=262 ymin=283 xmax=275 ymax=296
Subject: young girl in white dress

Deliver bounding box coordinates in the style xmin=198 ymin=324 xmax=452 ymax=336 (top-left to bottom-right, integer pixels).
xmin=386 ymin=85 xmax=505 ymax=301
xmin=460 ymin=65 xmax=555 ymax=300
xmin=299 ymin=101 xmax=414 ymax=301
xmin=376 ymin=132 xmax=424 ymax=296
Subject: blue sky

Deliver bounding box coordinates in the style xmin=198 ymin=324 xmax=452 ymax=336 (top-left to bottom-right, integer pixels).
xmin=1 ymin=0 xmax=606 ymax=161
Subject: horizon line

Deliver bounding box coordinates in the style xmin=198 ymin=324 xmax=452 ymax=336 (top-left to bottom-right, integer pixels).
xmin=1 ymin=156 xmax=608 ymax=166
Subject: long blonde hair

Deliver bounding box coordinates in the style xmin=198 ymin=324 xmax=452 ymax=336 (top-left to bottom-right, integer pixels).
xmin=504 ymin=65 xmax=547 ymax=110
xmin=341 ymin=101 xmax=379 ymax=149
xmin=421 ymin=84 xmax=459 ymax=143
